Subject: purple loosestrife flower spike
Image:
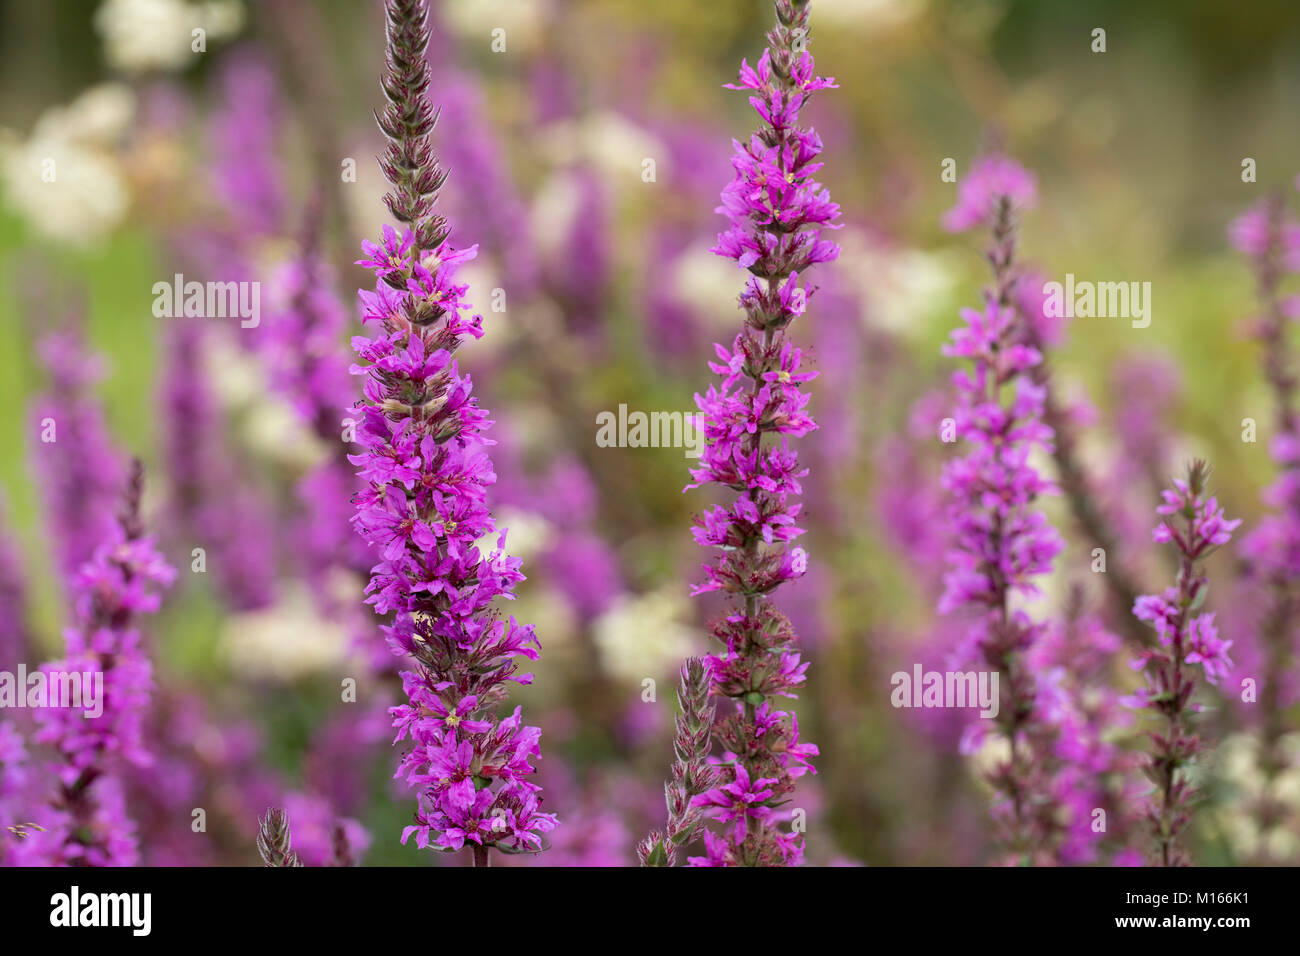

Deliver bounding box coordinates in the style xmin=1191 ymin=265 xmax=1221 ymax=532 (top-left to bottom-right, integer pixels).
xmin=30 ymin=326 xmax=127 ymax=587
xmin=1016 ymin=276 xmax=1153 ymax=651
xmin=1230 ymin=192 xmax=1300 ymax=801
xmin=640 ymin=658 xmax=719 ymax=866
xmin=1031 ymin=590 xmax=1145 ymax=865
xmin=682 ymin=0 xmax=837 ymax=868
xmin=1130 ymin=461 xmax=1240 ymax=866
xmin=21 ymin=461 xmax=175 ymax=867
xmin=159 ymin=321 xmax=277 ymax=612
xmin=375 ymin=0 xmax=449 ymax=256
xmin=210 ymin=50 xmax=285 ymax=238
xmin=257 ymin=808 xmax=303 ymax=867
xmin=351 ymin=0 xmax=555 ymax=864
xmin=951 ymin=157 xmax=1152 ymax=650
xmin=265 ymin=193 xmax=374 ymax=652
xmin=940 ymin=158 xmax=1066 ymax=862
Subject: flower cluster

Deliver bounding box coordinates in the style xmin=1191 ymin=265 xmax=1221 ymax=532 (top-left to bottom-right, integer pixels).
xmin=350 ymin=0 xmax=554 ymax=862
xmin=681 ymin=0 xmax=837 ymax=867
xmin=943 ymin=154 xmax=1038 ymax=234
xmin=1130 ymin=461 xmax=1240 ymax=866
xmin=1029 ymin=596 xmax=1144 ymax=865
xmin=940 ymin=153 xmax=1065 ymax=861
xmin=19 ymin=462 xmax=175 ymax=866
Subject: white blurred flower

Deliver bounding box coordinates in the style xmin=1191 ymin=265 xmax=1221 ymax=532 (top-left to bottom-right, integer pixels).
xmin=531 ymin=171 xmax=583 ymax=262
xmin=33 ymin=83 xmax=135 ymax=145
xmin=444 ymin=0 xmax=544 ymax=52
xmin=220 ymin=584 xmax=349 ymax=681
xmin=539 ymin=112 xmax=667 ymax=189
xmin=195 ymin=326 xmax=330 ymax=471
xmin=816 ymin=0 xmax=927 ymax=30
xmin=1217 ymin=732 xmax=1264 ymax=796
xmin=455 ymin=257 xmax=516 ymax=358
xmin=243 ymin=397 xmax=327 ymax=472
xmin=592 ymin=587 xmax=700 ymax=684
xmin=836 ymin=229 xmax=955 ymax=335
xmin=1275 ymin=763 xmax=1300 ymax=806
xmin=201 ymin=334 xmax=263 ymax=408
xmin=1213 ymin=731 xmax=1300 ymax=862
xmin=967 ymin=731 xmax=1012 ymax=790
xmin=94 ymin=0 xmax=244 ymax=74
xmin=510 ymin=586 xmax=578 ymax=650
xmin=1221 ymin=812 xmax=1261 ymax=859
xmin=473 ymin=509 xmax=556 ymax=565
xmin=669 ymin=239 xmax=743 ymax=331
xmin=0 ymin=84 xmax=136 ymax=245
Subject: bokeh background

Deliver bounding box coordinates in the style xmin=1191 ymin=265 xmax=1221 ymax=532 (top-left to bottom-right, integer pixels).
xmin=1 ymin=0 xmax=1299 ymax=866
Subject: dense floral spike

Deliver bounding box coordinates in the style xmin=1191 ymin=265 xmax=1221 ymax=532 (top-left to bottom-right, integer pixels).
xmin=640 ymin=658 xmax=719 ymax=866
xmin=1131 ymin=461 xmax=1240 ymax=866
xmin=682 ymin=0 xmax=837 ymax=867
xmin=1228 ymin=193 xmax=1300 ymax=843
xmin=1015 ymin=274 xmax=1153 ymax=651
xmin=1030 ymin=590 xmax=1144 ymax=865
xmin=351 ymin=0 xmax=554 ymax=863
xmin=160 ymin=320 xmax=278 ymax=611
xmin=210 ymin=49 xmax=284 ymax=237
xmin=30 ymin=327 xmax=127 ymax=587
xmin=940 ymin=154 xmax=1066 ymax=862
xmin=375 ymin=0 xmax=449 ymax=255
xmin=257 ymin=807 xmax=303 ymax=867
xmin=18 ymin=461 xmax=175 ymax=866
xmin=264 ymin=194 xmax=380 ymax=666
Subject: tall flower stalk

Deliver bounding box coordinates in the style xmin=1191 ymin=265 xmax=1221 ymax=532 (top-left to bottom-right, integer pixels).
xmin=1031 ymin=590 xmax=1144 ymax=865
xmin=940 ymin=155 xmax=1065 ymax=861
xmin=30 ymin=326 xmax=127 ymax=587
xmin=350 ymin=0 xmax=555 ymax=864
xmin=681 ymin=0 xmax=837 ymax=867
xmin=1229 ymin=193 xmax=1300 ymax=834
xmin=1130 ymin=461 xmax=1239 ymax=866
xmin=20 ymin=461 xmax=175 ymax=866
xmin=159 ymin=319 xmax=277 ymax=612
xmin=1014 ymin=277 xmax=1152 ymax=650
